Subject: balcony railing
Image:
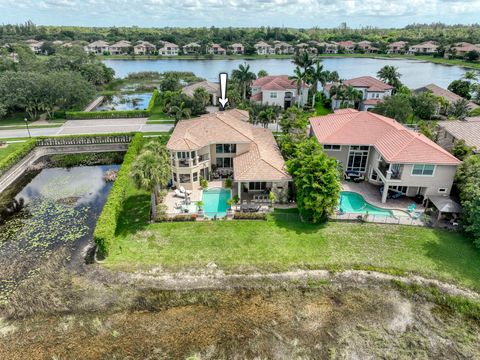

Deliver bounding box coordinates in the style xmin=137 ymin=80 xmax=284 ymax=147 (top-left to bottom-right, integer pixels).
xmin=378 ymin=162 xmax=402 ymax=180
xmin=199 ymin=154 xmax=209 ymax=163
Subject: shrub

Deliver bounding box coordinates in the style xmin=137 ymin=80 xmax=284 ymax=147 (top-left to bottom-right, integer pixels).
xmin=233 ymin=212 xmax=267 ymax=220
xmin=0 ymin=139 xmax=37 ymax=175
xmin=224 ymin=178 xmax=233 ymax=188
xmin=93 ymin=133 xmax=144 ymax=256
xmin=156 ymin=214 xmax=196 ymax=222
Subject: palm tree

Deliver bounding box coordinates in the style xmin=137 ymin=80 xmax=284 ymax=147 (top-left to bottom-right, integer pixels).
xmin=292 ymin=51 xmax=315 ymax=74
xmin=309 ymin=60 xmax=329 ymax=107
xmin=131 ymin=141 xmax=172 ymax=196
xmin=289 ymin=66 xmax=308 ymax=108
xmin=258 ymin=107 xmax=277 ymax=128
xmin=463 ymin=70 xmax=479 ymax=82
xmin=169 ymin=102 xmax=191 ymax=123
xmin=377 ymin=65 xmax=402 ymax=91
xmin=231 ymin=62 xmax=257 ymax=100
xmin=257 ymin=69 xmax=268 ymax=78
xmin=330 ymin=84 xmax=362 ymax=109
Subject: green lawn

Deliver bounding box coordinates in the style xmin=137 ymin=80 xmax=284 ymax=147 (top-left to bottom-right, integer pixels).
xmin=315 ymin=100 xmax=333 ymax=116
xmin=148 ymin=103 xmax=173 ymax=121
xmin=104 ymin=183 xmax=480 ymax=291
xmin=0 ymin=142 xmax=25 ymax=160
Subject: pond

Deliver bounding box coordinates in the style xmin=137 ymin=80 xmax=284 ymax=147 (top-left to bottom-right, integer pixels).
xmin=0 ymin=164 xmax=118 ymax=302
xmin=95 ymin=93 xmax=152 ymax=111
xmin=102 ymin=57 xmax=469 ymax=89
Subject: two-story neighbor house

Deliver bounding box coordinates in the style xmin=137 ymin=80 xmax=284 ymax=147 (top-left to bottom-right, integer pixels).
xmin=323 ymin=76 xmax=393 ymax=111
xmin=166 ymin=109 xmax=291 ymax=202
xmin=386 ymin=41 xmax=408 ymax=54
xmin=230 ymin=43 xmax=244 ymax=54
xmin=309 ymin=109 xmax=461 ymax=203
xmin=407 ymin=41 xmax=438 ymax=54
xmin=134 ymin=41 xmax=156 ymax=55
xmin=85 ymin=40 xmax=110 ymax=55
xmin=183 ymin=42 xmax=202 ymax=54
xmin=357 ymin=41 xmax=379 ymax=53
xmin=254 ymin=41 xmax=275 ymax=55
xmin=274 ymin=41 xmax=294 ymax=54
xmin=250 ymin=75 xmax=309 ymax=109
xmin=109 ymin=40 xmax=131 ymax=55
xmin=158 ymin=41 xmax=179 ymax=56
xmin=337 ymin=41 xmax=356 ymax=53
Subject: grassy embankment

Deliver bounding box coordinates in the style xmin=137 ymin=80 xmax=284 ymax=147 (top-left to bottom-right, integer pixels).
xmin=102 ymin=177 xmax=480 ymax=291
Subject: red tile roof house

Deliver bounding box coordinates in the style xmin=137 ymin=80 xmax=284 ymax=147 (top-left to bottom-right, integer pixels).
xmin=250 ymin=75 xmax=309 ymax=109
xmin=166 ymin=109 xmax=291 ymax=204
xmin=309 ymin=110 xmax=461 ymax=203
xmin=444 ymin=42 xmax=480 ymax=58
xmin=254 ymin=41 xmax=275 ymax=55
xmin=386 ymin=41 xmax=408 ymax=54
xmin=230 ymin=43 xmax=244 ymax=54
xmin=357 ymin=41 xmax=379 ymax=54
xmin=407 ymin=41 xmax=438 ymax=55
xmin=207 ymin=43 xmax=226 ymax=55
xmin=337 ymin=41 xmax=356 ymax=53
xmin=323 ymin=76 xmax=393 ymax=111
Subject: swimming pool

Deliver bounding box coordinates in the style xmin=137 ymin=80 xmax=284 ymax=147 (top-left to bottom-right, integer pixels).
xmin=202 ymin=188 xmax=231 ymax=218
xmin=339 ymin=191 xmax=393 ymax=217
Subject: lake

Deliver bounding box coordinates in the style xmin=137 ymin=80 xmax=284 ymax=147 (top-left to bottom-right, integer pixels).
xmin=95 ymin=93 xmax=152 ymax=111
xmin=103 ymin=57 xmax=469 ymax=89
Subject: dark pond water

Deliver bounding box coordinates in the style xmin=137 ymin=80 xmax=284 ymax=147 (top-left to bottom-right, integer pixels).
xmin=103 ymin=57 xmax=469 ymax=89
xmin=0 ymin=165 xmax=118 ymax=302
xmin=95 ymin=93 xmax=152 ymax=111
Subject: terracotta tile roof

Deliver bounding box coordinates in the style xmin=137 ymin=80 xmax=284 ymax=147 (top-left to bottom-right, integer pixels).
xmin=251 ymin=75 xmax=308 ymax=90
xmin=182 ymin=81 xmax=219 ymax=97
xmin=342 ymin=76 xmax=393 ymax=91
xmin=250 ymin=92 xmax=263 ymax=101
xmin=310 ymin=110 xmax=460 ymax=165
xmin=363 ymin=99 xmax=382 ymax=105
xmin=415 ymin=84 xmax=478 ymax=110
xmin=387 ymin=41 xmax=407 ymax=48
xmin=167 ymin=109 xmax=290 ymax=182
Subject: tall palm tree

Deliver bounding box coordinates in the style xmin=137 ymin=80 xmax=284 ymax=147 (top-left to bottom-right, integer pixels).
xmin=258 ymin=107 xmax=277 ymax=128
xmin=169 ymin=102 xmax=191 ymax=124
xmin=463 ymin=70 xmax=479 ymax=82
xmin=377 ymin=65 xmax=402 ymax=91
xmin=131 ymin=142 xmax=171 ymax=195
xmin=231 ymin=62 xmax=257 ymax=100
xmin=309 ymin=60 xmax=329 ymax=107
xmin=289 ymin=66 xmax=308 ymax=108
xmin=292 ymin=51 xmax=315 ymax=74
xmin=330 ymin=84 xmax=362 ymax=109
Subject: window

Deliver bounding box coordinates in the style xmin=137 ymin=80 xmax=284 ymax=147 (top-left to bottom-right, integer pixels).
xmin=390 ymin=185 xmax=408 ymax=194
xmin=270 ymin=92 xmax=277 ymax=98
xmin=216 ymin=157 xmax=233 ymax=168
xmin=347 ymin=146 xmax=369 ymax=172
xmin=412 ymin=164 xmax=435 ymax=176
xmin=176 ymin=151 xmax=195 ymax=159
xmin=323 ymin=144 xmax=341 ymax=151
xmin=249 ymin=182 xmax=267 ymax=191
xmin=173 ymin=172 xmax=177 ymax=181
xmin=193 ymin=172 xmax=198 ymax=182
xmin=438 ymin=188 xmax=447 ymax=193
xmin=179 ymin=174 xmax=191 ymax=183
xmin=216 ymin=144 xmax=236 ymax=154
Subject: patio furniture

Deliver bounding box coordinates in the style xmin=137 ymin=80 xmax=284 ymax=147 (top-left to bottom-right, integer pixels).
xmin=344 ymin=171 xmax=364 ymax=183
xmin=179 ymin=186 xmax=192 ymax=195
xmin=174 ymin=189 xmax=186 ymax=198
xmin=407 ymin=203 xmax=416 ymax=213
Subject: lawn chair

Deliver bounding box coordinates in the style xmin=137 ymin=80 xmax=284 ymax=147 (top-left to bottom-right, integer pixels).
xmin=174 ymin=189 xmax=186 ymax=198
xmin=179 ymin=186 xmax=192 ymax=195
xmin=407 ymin=203 xmax=416 ymax=213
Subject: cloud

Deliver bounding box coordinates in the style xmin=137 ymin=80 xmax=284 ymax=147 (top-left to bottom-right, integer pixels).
xmin=0 ymin=0 xmax=479 ymax=27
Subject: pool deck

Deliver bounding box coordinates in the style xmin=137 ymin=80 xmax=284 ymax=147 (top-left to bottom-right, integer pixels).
xmin=163 ymin=181 xmax=224 ymax=215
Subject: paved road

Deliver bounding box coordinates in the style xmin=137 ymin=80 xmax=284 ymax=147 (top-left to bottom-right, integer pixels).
xmin=0 ymin=118 xmax=174 ymax=139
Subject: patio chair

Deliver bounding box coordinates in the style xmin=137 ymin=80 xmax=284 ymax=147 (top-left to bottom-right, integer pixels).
xmin=407 ymin=203 xmax=416 ymax=213
xmin=174 ymin=189 xmax=186 ymax=198
xmin=179 ymin=186 xmax=192 ymax=195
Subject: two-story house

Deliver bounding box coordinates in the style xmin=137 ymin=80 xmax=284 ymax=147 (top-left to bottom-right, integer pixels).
xmin=323 ymin=76 xmax=393 ymax=111
xmin=254 ymin=41 xmax=275 ymax=55
xmin=85 ymin=40 xmax=110 ymax=55
xmin=134 ymin=41 xmax=156 ymax=55
xmin=207 ymin=43 xmax=226 ymax=55
xmin=386 ymin=41 xmax=408 ymax=54
xmin=337 ymin=41 xmax=356 ymax=53
xmin=158 ymin=41 xmax=179 ymax=56
xmin=357 ymin=41 xmax=379 ymax=53
xmin=109 ymin=40 xmax=131 ymax=55
xmin=26 ymin=39 xmax=44 ymax=54
xmin=407 ymin=41 xmax=438 ymax=55
xmin=166 ymin=109 xmax=291 ymax=202
xmin=274 ymin=41 xmax=294 ymax=54
xmin=230 ymin=43 xmax=244 ymax=54
xmin=183 ymin=42 xmax=202 ymax=54
xmin=250 ymin=75 xmax=309 ymax=109
xmin=309 ymin=109 xmax=461 ymax=203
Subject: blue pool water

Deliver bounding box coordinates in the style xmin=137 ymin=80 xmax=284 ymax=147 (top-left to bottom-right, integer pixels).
xmin=94 ymin=93 xmax=152 ymax=111
xmin=339 ymin=191 xmax=393 ymax=217
xmin=202 ymin=188 xmax=231 ymax=218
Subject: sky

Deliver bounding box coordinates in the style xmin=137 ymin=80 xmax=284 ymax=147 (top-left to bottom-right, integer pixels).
xmin=0 ymin=0 xmax=480 ymax=28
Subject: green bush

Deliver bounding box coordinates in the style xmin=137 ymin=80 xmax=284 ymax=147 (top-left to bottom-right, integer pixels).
xmin=0 ymin=139 xmax=37 ymax=175
xmin=93 ymin=133 xmax=144 ymax=256
xmin=156 ymin=214 xmax=197 ymax=222
xmin=65 ymin=89 xmax=159 ymax=120
xmin=233 ymin=212 xmax=267 ymax=220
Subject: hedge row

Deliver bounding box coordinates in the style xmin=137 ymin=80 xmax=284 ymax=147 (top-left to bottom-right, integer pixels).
xmin=66 ymin=89 xmax=159 ymax=120
xmin=93 ymin=132 xmax=144 ymax=256
xmin=0 ymin=139 xmax=37 ymax=176
xmin=233 ymin=212 xmax=268 ymax=220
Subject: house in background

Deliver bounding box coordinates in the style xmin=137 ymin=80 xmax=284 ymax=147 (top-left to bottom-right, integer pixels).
xmin=337 ymin=41 xmax=356 ymax=53
xmin=26 ymin=39 xmax=44 ymax=54
xmin=181 ymin=81 xmax=220 ymax=106
xmin=323 ymin=76 xmax=393 ymax=111
xmin=437 ymin=119 xmax=480 ymax=153
xmin=85 ymin=40 xmax=110 ymax=55
xmin=183 ymin=42 xmax=202 ymax=54
xmin=166 ymin=109 xmax=291 ymax=203
xmin=386 ymin=41 xmax=408 ymax=54
xmin=295 ymin=43 xmax=318 ymax=55
xmin=207 ymin=43 xmax=226 ymax=55
xmin=230 ymin=43 xmax=244 ymax=54
xmin=357 ymin=41 xmax=379 ymax=53
xmin=407 ymin=41 xmax=438 ymax=54
xmin=414 ymin=83 xmax=479 ymax=114
xmin=313 ymin=41 xmax=339 ymax=54
xmin=134 ymin=41 xmax=156 ymax=55
xmin=254 ymin=41 xmax=275 ymax=55
xmin=250 ymin=75 xmax=309 ymax=109
xmin=445 ymin=42 xmax=480 ymax=58
xmin=158 ymin=41 xmax=179 ymax=56
xmin=274 ymin=41 xmax=294 ymax=54
xmin=309 ymin=110 xmax=461 ymax=203
xmin=109 ymin=40 xmax=131 ymax=55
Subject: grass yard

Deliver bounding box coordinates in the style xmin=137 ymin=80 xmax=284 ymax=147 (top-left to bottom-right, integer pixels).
xmin=315 ymin=99 xmax=333 ymax=116
xmin=148 ymin=103 xmax=173 ymax=121
xmin=0 ymin=142 xmax=25 ymax=161
xmin=104 ymin=183 xmax=480 ymax=291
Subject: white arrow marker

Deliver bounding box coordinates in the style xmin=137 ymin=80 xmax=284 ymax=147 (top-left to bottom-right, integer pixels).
xmin=218 ymin=72 xmax=229 ymax=109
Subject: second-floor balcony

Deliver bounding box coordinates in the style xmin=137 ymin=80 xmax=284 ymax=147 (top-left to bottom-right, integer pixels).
xmin=378 ymin=161 xmax=403 ymax=180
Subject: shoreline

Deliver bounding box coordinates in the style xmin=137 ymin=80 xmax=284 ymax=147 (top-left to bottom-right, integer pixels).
xmin=96 ymin=53 xmax=480 ymax=69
